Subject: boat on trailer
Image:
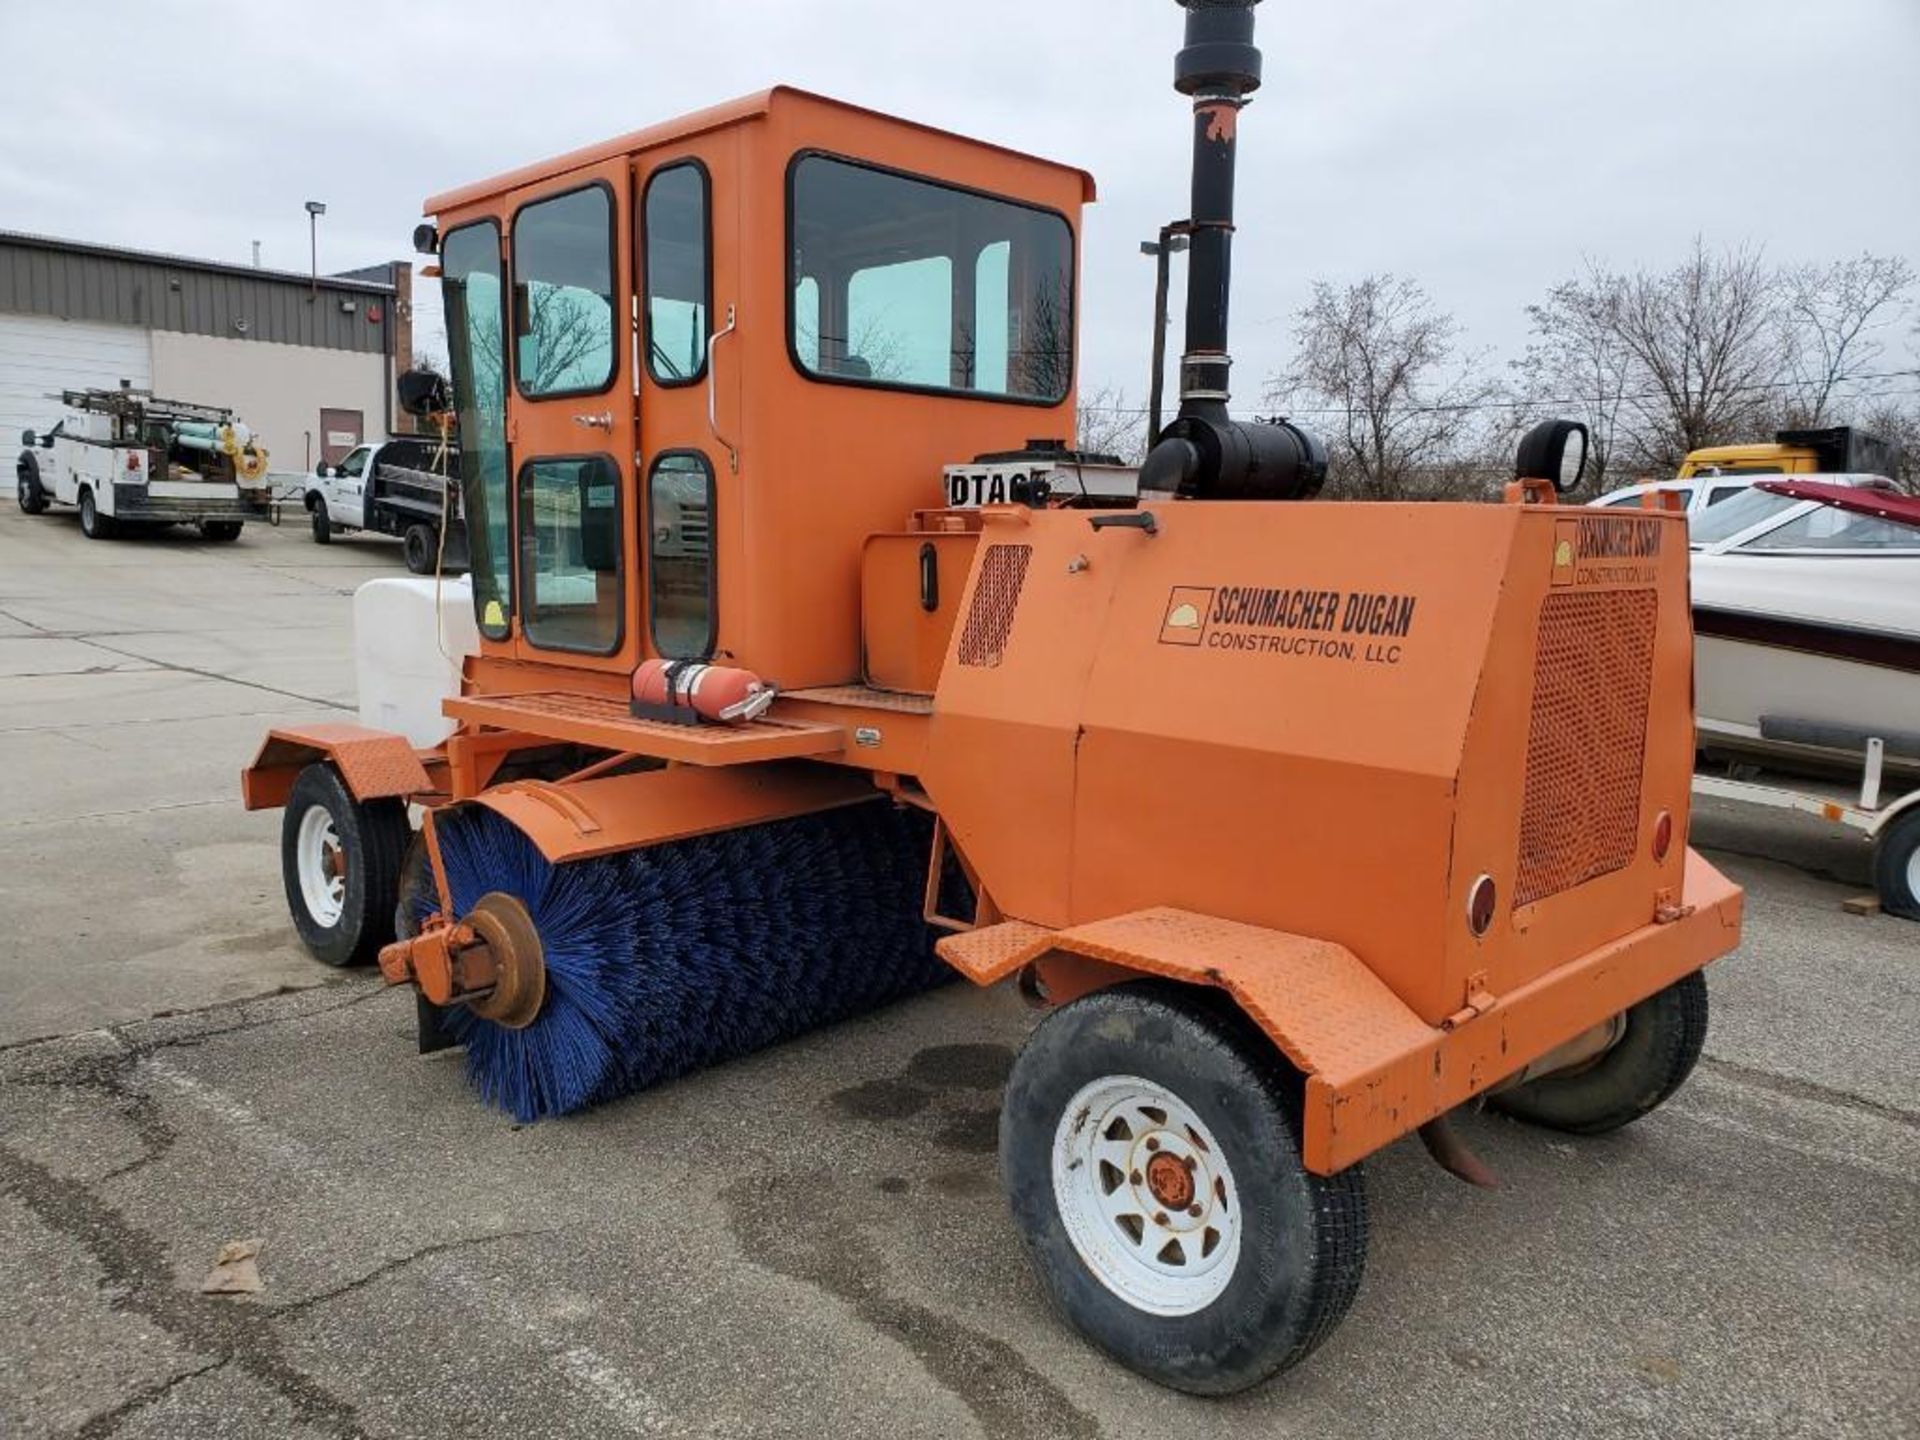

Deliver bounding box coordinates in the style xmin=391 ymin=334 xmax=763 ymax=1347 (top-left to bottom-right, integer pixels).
xmin=1686 ymin=476 xmax=1920 ymax=918
xmin=1689 ymin=477 xmax=1920 ymax=783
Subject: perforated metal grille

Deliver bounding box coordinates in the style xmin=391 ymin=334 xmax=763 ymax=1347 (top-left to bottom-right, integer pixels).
xmin=1514 ymin=589 xmax=1658 ymax=908
xmin=956 ymin=544 xmax=1032 ymax=667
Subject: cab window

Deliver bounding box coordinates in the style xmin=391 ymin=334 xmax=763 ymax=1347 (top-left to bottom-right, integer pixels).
xmin=648 ymin=452 xmax=715 ymax=658
xmin=518 ymin=455 xmax=622 ymax=653
xmin=513 ymin=185 xmax=616 ymax=397
xmin=643 ymin=163 xmax=710 ymax=384
xmin=788 ymin=154 xmax=1073 ymax=402
xmin=337 ymin=447 xmax=370 ymax=478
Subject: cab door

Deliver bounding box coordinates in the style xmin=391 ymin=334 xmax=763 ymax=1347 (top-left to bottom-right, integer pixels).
xmin=632 ymin=138 xmax=734 ymax=665
xmin=504 ymin=157 xmax=638 ymax=672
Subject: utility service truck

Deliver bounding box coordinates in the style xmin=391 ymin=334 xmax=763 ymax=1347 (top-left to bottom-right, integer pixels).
xmin=16 ymin=386 xmax=273 ymax=540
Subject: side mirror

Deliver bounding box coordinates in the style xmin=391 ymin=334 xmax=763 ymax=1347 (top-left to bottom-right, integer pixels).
xmin=20 ymin=429 xmax=34 ymax=447
xmin=397 ymin=368 xmax=452 ymax=419
xmin=315 ymin=462 xmax=332 ymax=478
xmin=1516 ymin=419 xmax=1590 ymax=495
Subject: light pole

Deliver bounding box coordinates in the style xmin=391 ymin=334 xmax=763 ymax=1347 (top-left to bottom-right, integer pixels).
xmin=304 ymin=200 xmax=327 ymax=301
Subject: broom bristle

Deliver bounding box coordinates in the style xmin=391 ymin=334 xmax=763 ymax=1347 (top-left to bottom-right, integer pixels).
xmin=419 ymin=801 xmax=953 ymax=1122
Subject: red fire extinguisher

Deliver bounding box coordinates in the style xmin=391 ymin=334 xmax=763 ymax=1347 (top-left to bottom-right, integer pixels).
xmin=630 ymin=659 xmax=775 ymax=725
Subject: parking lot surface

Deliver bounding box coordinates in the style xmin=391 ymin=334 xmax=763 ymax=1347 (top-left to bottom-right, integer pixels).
xmin=1 ymin=504 xmax=1915 ymax=1438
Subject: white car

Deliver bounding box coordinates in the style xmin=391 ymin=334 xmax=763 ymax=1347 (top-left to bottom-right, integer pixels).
xmin=1591 ymin=472 xmax=1886 ymax=524
xmin=1590 ymin=475 xmax=1765 ymax=519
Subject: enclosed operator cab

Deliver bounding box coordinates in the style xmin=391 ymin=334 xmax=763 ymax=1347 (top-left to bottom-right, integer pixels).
xmin=426 ymin=87 xmax=1091 ymax=703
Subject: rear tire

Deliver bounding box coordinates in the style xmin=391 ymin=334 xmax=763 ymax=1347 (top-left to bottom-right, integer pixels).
xmin=1489 ymin=970 xmax=1708 ymax=1134
xmin=1873 ymin=810 xmax=1920 ymax=920
xmin=16 ymin=457 xmax=48 ymax=515
xmin=309 ymin=500 xmax=332 ymax=544
xmin=199 ymin=520 xmax=243 ymax=542
xmin=1001 ymin=981 xmax=1368 ymax=1395
xmin=403 ymin=522 xmax=437 ymax=574
xmin=280 ymin=762 xmax=410 ymax=967
xmin=78 ymin=487 xmax=116 ymax=539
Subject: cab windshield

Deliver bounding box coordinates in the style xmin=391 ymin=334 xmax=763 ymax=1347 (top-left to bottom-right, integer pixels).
xmin=442 ymin=221 xmax=512 ymax=638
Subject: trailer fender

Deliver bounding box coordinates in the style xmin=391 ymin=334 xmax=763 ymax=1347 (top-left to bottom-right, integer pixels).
xmin=467 ymin=759 xmax=884 ymax=863
xmin=940 ymin=907 xmax=1431 ymax=1168
xmin=241 ymin=723 xmax=433 ymax=811
xmin=1866 ymin=784 xmax=1920 ymax=838
xmin=939 ymin=863 xmax=1739 ymax=1173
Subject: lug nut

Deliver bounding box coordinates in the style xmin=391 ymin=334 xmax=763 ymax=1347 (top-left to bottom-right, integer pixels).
xmin=1130 ymin=1170 xmax=1143 ymax=1186
xmin=1154 ymin=1211 xmax=1169 ymax=1226
xmin=1188 ymin=1204 xmax=1203 ymax=1217
xmin=1145 ymin=1137 xmax=1160 ymax=1152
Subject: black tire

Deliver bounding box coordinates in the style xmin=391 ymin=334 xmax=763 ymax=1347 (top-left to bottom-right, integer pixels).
xmin=1873 ymin=810 xmax=1920 ymax=921
xmin=402 ymin=523 xmax=437 ymax=574
xmin=1001 ymin=981 xmax=1368 ymax=1395
xmin=78 ymin=487 xmax=116 ymax=540
xmin=198 ymin=520 xmax=243 ymax=542
xmin=309 ymin=500 xmax=332 ymax=545
xmin=1489 ymin=970 xmax=1708 ymax=1134
xmin=16 ymin=456 xmax=48 ymax=515
xmin=279 ymin=762 xmax=410 ymax=967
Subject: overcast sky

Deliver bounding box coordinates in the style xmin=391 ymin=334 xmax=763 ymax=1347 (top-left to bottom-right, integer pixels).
xmin=4 ymin=0 xmax=1916 ymax=417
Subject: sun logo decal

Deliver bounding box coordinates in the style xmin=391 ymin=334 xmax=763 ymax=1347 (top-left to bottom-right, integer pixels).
xmin=1159 ymin=587 xmax=1214 ymax=646
xmin=1551 ymin=521 xmax=1580 ymax=586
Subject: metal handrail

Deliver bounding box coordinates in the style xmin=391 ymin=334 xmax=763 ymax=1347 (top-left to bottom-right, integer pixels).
xmin=706 ymin=304 xmax=739 ymax=472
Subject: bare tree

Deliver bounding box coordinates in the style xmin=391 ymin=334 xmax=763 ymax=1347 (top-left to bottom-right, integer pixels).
xmin=1857 ymin=396 xmax=1920 ymax=494
xmin=1780 ymin=254 xmax=1915 ymax=426
xmin=1605 ymin=240 xmax=1786 ymax=473
xmin=1516 ymin=263 xmax=1634 ymax=494
xmin=1075 ymin=383 xmax=1146 ymax=462
xmin=1266 ymin=275 xmax=1504 ymax=499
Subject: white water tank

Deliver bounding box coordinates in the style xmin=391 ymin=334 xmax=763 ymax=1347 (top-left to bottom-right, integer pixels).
xmin=353 ymin=577 xmax=479 ymax=747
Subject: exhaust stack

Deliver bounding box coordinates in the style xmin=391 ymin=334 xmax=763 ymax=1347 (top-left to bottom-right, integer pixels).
xmin=1141 ymin=0 xmax=1324 ymax=502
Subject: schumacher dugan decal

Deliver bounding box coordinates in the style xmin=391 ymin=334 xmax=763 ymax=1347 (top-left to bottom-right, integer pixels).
xmin=1553 ymin=515 xmax=1665 ymax=587
xmin=1160 ymin=584 xmax=1417 ymax=666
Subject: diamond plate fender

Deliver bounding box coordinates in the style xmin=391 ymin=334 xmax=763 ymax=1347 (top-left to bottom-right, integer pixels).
xmin=240 ymin=723 xmax=434 ymax=810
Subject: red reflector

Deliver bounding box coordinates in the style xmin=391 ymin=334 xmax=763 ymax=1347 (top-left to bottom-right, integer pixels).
xmin=1652 ymin=810 xmax=1673 ymax=862
xmin=125 ymin=453 xmax=141 ymax=472
xmin=1467 ymin=874 xmax=1497 ymax=936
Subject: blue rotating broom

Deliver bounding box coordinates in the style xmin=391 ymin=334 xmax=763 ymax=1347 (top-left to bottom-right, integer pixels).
xmin=418 ymin=801 xmax=954 ymax=1123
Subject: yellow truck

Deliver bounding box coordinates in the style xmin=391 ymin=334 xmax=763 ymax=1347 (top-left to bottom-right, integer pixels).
xmin=1679 ymin=425 xmax=1900 ymax=480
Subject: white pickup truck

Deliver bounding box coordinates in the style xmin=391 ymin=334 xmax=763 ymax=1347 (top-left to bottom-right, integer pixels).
xmin=303 ymin=436 xmax=466 ymax=574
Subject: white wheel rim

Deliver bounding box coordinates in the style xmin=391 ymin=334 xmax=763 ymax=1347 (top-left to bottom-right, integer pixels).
xmin=1907 ymin=842 xmax=1920 ymax=903
xmin=1051 ymin=1074 xmax=1242 ymax=1317
xmin=295 ymin=805 xmax=347 ymax=927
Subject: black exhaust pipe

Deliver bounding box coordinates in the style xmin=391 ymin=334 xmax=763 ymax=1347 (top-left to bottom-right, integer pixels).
xmin=1140 ymin=0 xmax=1325 ymax=502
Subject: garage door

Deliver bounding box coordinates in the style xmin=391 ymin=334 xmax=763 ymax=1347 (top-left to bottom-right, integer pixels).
xmin=0 ymin=314 xmax=151 ymax=442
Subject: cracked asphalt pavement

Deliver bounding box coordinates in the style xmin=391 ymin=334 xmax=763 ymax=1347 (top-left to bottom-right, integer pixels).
xmin=1 ymin=503 xmax=1916 ymax=1439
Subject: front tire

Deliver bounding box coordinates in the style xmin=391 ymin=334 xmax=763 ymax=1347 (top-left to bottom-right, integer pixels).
xmin=402 ymin=522 xmax=437 ymax=574
xmin=1001 ymin=981 xmax=1368 ymax=1395
xmin=1873 ymin=810 xmax=1920 ymax=921
xmin=280 ymin=762 xmax=410 ymax=967
xmin=309 ymin=500 xmax=332 ymax=544
xmin=1489 ymin=970 xmax=1708 ymax=1134
xmin=16 ymin=458 xmax=48 ymax=515
xmin=78 ymin=487 xmax=116 ymax=539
